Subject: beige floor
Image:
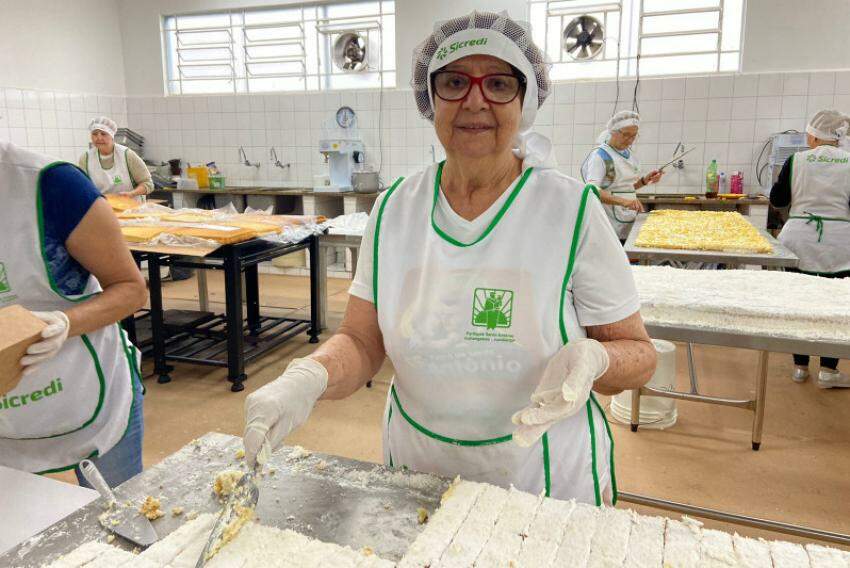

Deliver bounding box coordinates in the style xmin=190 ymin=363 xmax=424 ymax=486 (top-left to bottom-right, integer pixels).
xmin=53 ymin=272 xmax=850 ymax=549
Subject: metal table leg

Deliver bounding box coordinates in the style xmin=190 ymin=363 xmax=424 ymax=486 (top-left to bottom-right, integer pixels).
xmin=308 ymin=236 xmax=321 ymax=343
xmin=630 ymin=385 xmax=642 ymax=432
xmin=147 ymin=254 xmax=172 ymax=384
xmin=752 ymin=350 xmax=769 ymax=451
xmin=196 ymin=269 xmax=209 ymax=312
xmin=224 ymin=247 xmax=247 ymax=392
xmin=317 ymin=241 xmax=329 ymax=331
xmin=244 ymin=263 xmax=261 ymax=335
xmin=686 ymin=342 xmax=699 ymax=393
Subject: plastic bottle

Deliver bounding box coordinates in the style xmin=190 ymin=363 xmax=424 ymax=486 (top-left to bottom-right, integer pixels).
xmin=730 ymin=171 xmax=744 ymax=194
xmin=718 ymin=172 xmax=726 ymax=194
xmin=705 ymin=159 xmax=718 ymax=198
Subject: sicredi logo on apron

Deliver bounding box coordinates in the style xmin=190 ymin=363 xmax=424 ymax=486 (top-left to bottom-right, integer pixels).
xmin=466 ymin=288 xmax=516 ymax=343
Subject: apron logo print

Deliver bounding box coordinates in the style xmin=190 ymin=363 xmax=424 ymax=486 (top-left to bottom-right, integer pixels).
xmin=113 ymin=175 xmax=123 ymax=184
xmin=472 ymin=288 xmax=513 ymax=330
xmin=0 ymin=262 xmax=10 ymax=293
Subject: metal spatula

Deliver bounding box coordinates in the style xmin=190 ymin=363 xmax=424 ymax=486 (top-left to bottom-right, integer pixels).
xmin=194 ymin=463 xmax=260 ymax=567
xmin=79 ymin=459 xmax=159 ymax=548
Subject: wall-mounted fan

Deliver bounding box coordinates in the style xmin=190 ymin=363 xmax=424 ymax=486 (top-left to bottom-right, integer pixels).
xmin=563 ymin=15 xmax=605 ymax=60
xmin=332 ymin=32 xmax=368 ymax=72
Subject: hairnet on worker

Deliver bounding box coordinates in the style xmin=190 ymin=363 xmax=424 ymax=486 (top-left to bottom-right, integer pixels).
xmin=411 ymin=10 xmax=554 ymax=166
xmin=806 ymin=109 xmax=850 ymax=141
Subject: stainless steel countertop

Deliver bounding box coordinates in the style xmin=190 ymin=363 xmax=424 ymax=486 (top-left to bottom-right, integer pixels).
xmin=3 ymin=433 xmax=449 ymax=567
xmin=624 ymin=213 xmax=799 ymax=267
xmin=645 ymin=322 xmax=850 ymax=359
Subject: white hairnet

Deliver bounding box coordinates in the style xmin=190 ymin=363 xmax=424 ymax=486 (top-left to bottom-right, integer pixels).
xmin=806 ymin=109 xmax=850 ymax=141
xmin=89 ymin=116 xmax=117 ymax=138
xmin=411 ymin=10 xmax=551 ymax=133
xmin=607 ymin=110 xmax=640 ymax=132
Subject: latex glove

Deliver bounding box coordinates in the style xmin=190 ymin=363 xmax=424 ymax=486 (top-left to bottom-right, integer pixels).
xmin=644 ymin=169 xmax=664 ymax=184
xmin=243 ymin=358 xmax=328 ymax=467
xmin=512 ymin=339 xmax=609 ymax=447
xmin=20 ymin=311 xmax=71 ymax=376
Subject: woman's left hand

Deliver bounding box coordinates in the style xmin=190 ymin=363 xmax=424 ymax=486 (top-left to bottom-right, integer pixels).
xmin=20 ymin=311 xmax=70 ymax=375
xmin=644 ymin=169 xmax=664 ymax=184
xmin=511 ymin=338 xmax=609 ymax=447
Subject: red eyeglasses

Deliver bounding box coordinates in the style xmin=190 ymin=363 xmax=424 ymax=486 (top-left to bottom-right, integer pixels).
xmin=432 ymin=71 xmax=525 ymax=104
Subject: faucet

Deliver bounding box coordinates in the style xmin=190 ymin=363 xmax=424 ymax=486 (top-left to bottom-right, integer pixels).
xmin=238 ymin=146 xmax=260 ymax=169
xmin=269 ymin=147 xmax=290 ymax=169
xmin=671 ymin=142 xmax=686 ymax=170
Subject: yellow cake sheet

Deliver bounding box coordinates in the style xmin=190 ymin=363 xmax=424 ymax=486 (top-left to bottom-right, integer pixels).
xmin=634 ymin=210 xmax=772 ymax=253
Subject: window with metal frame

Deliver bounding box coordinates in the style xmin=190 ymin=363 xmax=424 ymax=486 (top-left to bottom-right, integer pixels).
xmin=528 ymin=0 xmax=744 ymax=80
xmin=161 ymin=1 xmax=396 ymax=95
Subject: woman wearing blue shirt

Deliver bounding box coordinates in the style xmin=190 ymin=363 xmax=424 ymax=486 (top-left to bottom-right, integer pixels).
xmin=0 ymin=141 xmax=147 ymax=487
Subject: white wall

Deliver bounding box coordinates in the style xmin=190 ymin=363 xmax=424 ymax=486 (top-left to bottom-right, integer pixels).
xmin=0 ymin=0 xmax=127 ymax=95
xmin=742 ymin=0 xmax=850 ymax=73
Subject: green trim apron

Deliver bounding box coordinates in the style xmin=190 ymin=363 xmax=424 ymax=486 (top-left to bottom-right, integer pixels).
xmin=779 ymin=147 xmax=850 ymax=274
xmin=374 ymin=162 xmax=616 ymax=505
xmin=0 ymin=141 xmax=138 ymax=472
xmin=86 ymin=142 xmax=134 ymax=195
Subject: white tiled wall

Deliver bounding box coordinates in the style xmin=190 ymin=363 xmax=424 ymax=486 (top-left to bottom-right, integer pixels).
xmin=4 ymin=69 xmax=850 ymax=194
xmin=0 ymin=87 xmax=127 ymax=163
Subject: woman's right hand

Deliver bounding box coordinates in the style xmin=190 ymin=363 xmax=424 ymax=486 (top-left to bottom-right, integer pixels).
xmin=620 ymin=198 xmax=644 ymax=213
xmin=243 ymin=358 xmax=328 ymax=466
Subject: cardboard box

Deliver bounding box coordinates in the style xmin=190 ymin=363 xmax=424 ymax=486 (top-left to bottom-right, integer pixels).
xmin=0 ymin=305 xmax=47 ymax=396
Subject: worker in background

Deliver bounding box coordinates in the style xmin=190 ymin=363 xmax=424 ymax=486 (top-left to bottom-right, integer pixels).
xmin=0 ymin=140 xmax=147 ymax=486
xmin=581 ymin=111 xmax=664 ymax=242
xmin=79 ymin=116 xmax=152 ymax=198
xmin=242 ymin=11 xmax=657 ymax=506
xmin=771 ymin=109 xmax=850 ymax=389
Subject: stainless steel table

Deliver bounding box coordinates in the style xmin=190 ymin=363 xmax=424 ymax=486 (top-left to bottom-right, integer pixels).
xmin=624 ymin=213 xmax=799 ymax=268
xmin=622 ymin=322 xmax=850 ymax=546
xmin=317 ymin=232 xmax=363 ymax=329
xmin=2 ymin=433 xmax=448 ymax=567
xmin=633 ymin=322 xmax=850 ymax=450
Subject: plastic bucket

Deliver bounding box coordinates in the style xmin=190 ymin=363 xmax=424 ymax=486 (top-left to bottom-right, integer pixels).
xmin=610 ymin=339 xmax=678 ymax=429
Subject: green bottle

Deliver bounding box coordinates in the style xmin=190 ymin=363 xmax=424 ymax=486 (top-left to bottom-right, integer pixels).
xmin=705 ymin=159 xmax=718 ymax=197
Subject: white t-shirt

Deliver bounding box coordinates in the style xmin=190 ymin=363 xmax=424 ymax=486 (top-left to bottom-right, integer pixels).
xmin=349 ymin=167 xmax=640 ymax=327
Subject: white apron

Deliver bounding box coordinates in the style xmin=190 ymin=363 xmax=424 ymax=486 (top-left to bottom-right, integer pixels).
xmin=583 ymin=144 xmax=642 ymax=240
xmin=779 ymin=145 xmax=850 ymax=274
xmin=374 ymin=162 xmax=616 ymax=505
xmin=0 ymin=141 xmax=138 ymax=473
xmin=85 ymin=143 xmax=134 ymax=195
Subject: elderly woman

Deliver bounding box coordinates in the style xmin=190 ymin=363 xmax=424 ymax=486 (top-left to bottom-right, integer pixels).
xmin=0 ymin=140 xmax=147 ymax=487
xmin=79 ymin=116 xmax=152 ymax=198
xmin=242 ymin=11 xmax=656 ymax=505
xmin=771 ymin=109 xmax=850 ymax=388
xmin=582 ymin=111 xmax=664 ymax=241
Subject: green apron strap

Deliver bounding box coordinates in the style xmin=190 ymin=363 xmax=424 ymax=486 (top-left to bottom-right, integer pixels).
xmin=372 ymin=176 xmax=405 ymax=308
xmin=789 ymin=211 xmax=850 ymax=243
xmin=590 ymin=393 xmax=618 ymax=505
